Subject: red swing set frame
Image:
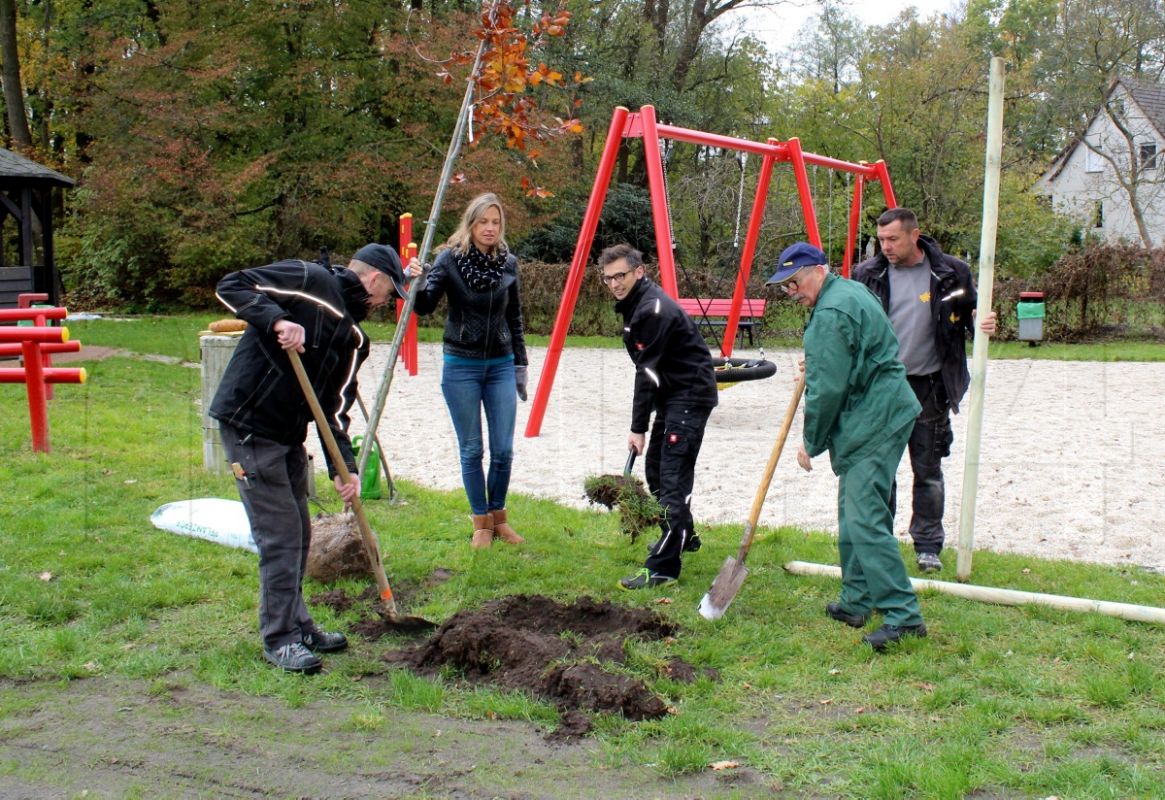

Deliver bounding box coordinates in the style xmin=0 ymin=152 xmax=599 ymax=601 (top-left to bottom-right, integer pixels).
xmin=524 ymin=105 xmax=897 ymax=438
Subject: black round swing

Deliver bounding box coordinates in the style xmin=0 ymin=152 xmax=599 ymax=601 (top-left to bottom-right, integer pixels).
xmin=711 ymin=356 xmax=777 ymax=383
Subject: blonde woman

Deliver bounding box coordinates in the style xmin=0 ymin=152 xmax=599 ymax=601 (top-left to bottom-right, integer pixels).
xmin=407 ymin=193 xmax=529 ymax=548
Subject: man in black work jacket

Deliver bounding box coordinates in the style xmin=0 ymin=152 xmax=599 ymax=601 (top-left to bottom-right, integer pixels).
xmin=853 ymin=208 xmax=996 ymax=574
xmin=599 ymin=243 xmax=719 ymax=590
xmin=210 ymin=244 xmax=408 ymax=673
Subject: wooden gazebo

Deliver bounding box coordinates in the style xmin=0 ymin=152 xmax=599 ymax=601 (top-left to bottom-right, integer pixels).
xmin=0 ymin=148 xmax=75 ymax=307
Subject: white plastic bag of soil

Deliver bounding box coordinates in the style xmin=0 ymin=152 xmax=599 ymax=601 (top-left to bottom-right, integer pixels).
xmin=150 ymin=498 xmax=257 ymax=553
xmin=150 ymin=500 xmax=370 ymax=582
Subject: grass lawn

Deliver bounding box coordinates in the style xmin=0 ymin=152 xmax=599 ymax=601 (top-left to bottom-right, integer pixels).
xmin=2 ymin=315 xmax=1164 ymax=798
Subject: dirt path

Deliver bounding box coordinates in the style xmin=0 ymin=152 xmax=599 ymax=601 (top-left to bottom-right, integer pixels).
xmin=0 ymin=677 xmax=772 ymax=799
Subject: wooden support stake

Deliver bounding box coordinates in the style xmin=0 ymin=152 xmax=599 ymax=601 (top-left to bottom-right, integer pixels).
xmin=784 ymin=560 xmax=1165 ymax=625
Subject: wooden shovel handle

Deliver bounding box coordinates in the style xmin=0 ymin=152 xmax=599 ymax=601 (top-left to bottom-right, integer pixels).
xmin=735 ymin=373 xmax=805 ymax=563
xmin=287 ymin=350 xmax=397 ymax=614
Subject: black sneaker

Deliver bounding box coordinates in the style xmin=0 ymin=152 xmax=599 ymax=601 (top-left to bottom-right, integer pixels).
xmin=303 ymin=628 xmax=348 ymax=653
xmin=862 ymin=623 xmax=928 ymax=651
xmin=647 ymin=533 xmax=702 ymax=554
xmin=825 ymin=602 xmax=868 ymax=628
xmin=916 ymin=553 xmax=942 ymax=573
xmin=618 ymin=568 xmax=677 ymax=591
xmin=264 ymin=641 xmax=323 ymax=674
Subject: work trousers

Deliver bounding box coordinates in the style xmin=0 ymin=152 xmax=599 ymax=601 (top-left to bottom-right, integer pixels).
xmin=644 ymin=402 xmax=712 ymax=580
xmin=836 ymin=422 xmax=924 ymax=628
xmin=892 ymin=372 xmax=954 ymax=556
xmin=220 ymin=423 xmax=316 ymax=650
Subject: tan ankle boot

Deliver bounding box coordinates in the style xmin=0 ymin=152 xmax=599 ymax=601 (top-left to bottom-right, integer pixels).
xmin=471 ymin=513 xmax=494 ymax=549
xmin=491 ymin=508 xmax=524 ymax=544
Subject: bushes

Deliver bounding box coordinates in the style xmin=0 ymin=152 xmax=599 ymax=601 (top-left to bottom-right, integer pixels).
xmin=516 ymin=183 xmax=659 ymax=265
xmin=517 ymin=260 xmax=619 ymax=337
xmin=1041 ymin=243 xmax=1165 ymax=340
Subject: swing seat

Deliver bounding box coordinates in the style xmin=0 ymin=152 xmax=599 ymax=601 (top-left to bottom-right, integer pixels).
xmin=677 ymin=297 xmax=767 ymax=347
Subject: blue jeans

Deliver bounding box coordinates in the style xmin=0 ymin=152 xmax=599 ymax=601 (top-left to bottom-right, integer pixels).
xmin=441 ymin=358 xmax=517 ymax=515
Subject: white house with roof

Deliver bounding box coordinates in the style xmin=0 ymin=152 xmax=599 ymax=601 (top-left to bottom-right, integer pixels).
xmin=1036 ymin=76 xmax=1165 ymax=248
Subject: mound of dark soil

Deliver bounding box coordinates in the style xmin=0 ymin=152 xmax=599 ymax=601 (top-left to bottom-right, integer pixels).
xmin=385 ymin=595 xmax=689 ymax=724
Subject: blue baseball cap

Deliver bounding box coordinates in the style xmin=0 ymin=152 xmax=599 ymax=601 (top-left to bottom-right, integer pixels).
xmin=766 ymin=242 xmax=828 ymax=285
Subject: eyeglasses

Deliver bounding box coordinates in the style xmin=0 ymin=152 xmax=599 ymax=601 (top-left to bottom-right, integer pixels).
xmin=600 ymin=270 xmax=633 ymax=285
xmin=778 ymin=265 xmax=816 ymax=293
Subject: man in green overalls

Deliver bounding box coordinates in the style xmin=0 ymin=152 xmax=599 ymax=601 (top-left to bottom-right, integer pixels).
xmin=769 ymin=242 xmax=927 ymax=650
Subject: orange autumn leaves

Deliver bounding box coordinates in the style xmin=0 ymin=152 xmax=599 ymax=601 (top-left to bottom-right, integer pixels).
xmin=444 ymin=2 xmax=589 ymax=197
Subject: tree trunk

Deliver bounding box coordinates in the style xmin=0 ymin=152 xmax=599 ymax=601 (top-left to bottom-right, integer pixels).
xmin=0 ymin=0 xmax=33 ymax=148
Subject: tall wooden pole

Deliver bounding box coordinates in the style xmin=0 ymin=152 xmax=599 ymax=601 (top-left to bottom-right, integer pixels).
xmin=356 ymin=10 xmax=494 ymax=479
xmin=956 ymin=57 xmax=1005 ymax=582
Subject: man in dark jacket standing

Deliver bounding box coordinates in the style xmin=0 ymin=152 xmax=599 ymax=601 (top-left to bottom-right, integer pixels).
xmin=774 ymin=242 xmax=926 ymax=651
xmin=210 ymin=244 xmax=408 ymax=673
xmin=853 ymin=209 xmax=996 ymax=574
xmin=599 ymin=244 xmax=719 ymax=590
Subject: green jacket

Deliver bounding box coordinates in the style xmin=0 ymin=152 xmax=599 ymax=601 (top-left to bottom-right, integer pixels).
xmin=802 ymin=273 xmax=921 ymax=475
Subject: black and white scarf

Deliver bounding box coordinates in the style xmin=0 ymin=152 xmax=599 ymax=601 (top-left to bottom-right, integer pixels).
xmin=456 ymin=245 xmax=508 ymax=292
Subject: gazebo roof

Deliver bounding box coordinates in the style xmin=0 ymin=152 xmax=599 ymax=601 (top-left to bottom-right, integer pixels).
xmin=0 ymin=148 xmax=75 ymax=188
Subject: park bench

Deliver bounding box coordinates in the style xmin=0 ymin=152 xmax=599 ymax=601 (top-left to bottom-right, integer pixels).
xmin=677 ymin=297 xmax=767 ymax=347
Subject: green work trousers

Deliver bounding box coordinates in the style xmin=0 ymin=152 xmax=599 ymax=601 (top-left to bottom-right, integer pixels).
xmin=836 ymin=422 xmax=923 ymax=628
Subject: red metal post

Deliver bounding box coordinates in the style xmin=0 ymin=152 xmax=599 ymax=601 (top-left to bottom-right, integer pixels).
xmin=524 ymin=106 xmax=629 ymax=437
xmin=721 ymin=140 xmax=783 ymax=357
xmin=21 ymin=339 xmax=49 ymax=452
xmin=17 ymin=293 xmax=49 ymax=308
xmin=405 ymin=242 xmax=418 ymax=375
xmin=786 ymin=138 xmax=822 ymax=249
xmin=397 ymin=214 xmax=418 ymax=376
xmin=0 ymin=341 xmax=80 ymax=357
xmin=873 ymin=160 xmax=897 ymax=209
xmin=0 ymin=325 xmax=69 ymax=342
xmin=0 ymin=367 xmax=87 ymax=383
xmin=843 ymin=174 xmax=865 ymax=278
xmin=0 ymin=307 xmax=67 ymax=322
xmin=0 ymin=315 xmax=82 ymax=453
xmin=639 ymin=106 xmax=679 ymax=298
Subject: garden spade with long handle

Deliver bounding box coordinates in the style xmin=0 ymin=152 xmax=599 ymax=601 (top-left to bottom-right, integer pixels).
xmin=288 ymin=350 xmax=434 ymax=632
xmin=698 ymin=373 xmax=804 ymax=620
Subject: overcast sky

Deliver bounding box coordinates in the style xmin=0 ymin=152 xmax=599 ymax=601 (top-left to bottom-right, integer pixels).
xmin=743 ymin=0 xmax=965 ymax=53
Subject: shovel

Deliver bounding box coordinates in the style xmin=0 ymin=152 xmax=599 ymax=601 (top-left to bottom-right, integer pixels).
xmin=287 ymin=350 xmax=434 ymax=632
xmin=698 ymin=373 xmax=805 ymax=620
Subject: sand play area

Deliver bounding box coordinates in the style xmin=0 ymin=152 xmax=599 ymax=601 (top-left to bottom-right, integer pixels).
xmin=338 ymin=342 xmax=1165 ymax=575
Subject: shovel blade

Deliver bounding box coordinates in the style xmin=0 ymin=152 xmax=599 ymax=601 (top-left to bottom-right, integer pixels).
xmin=697 ymin=556 xmax=749 ymax=620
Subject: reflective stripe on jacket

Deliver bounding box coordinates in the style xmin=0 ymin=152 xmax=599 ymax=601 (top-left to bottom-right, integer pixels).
xmin=208 ymin=259 xmax=365 ymax=476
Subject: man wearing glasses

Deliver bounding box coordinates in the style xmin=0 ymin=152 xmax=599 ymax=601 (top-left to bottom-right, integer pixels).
xmin=598 ymin=243 xmax=719 ymax=591
xmin=769 ymin=242 xmax=926 ymax=651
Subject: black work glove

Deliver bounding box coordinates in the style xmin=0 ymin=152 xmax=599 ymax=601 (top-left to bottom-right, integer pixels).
xmin=515 ymin=365 xmax=528 ymax=402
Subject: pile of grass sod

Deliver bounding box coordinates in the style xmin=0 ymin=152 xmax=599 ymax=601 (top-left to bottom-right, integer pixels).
xmin=3 ymin=315 xmax=1165 ymax=797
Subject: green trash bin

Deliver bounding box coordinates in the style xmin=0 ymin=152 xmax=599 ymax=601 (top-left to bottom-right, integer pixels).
xmin=1017 ymin=291 xmax=1045 ymax=343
